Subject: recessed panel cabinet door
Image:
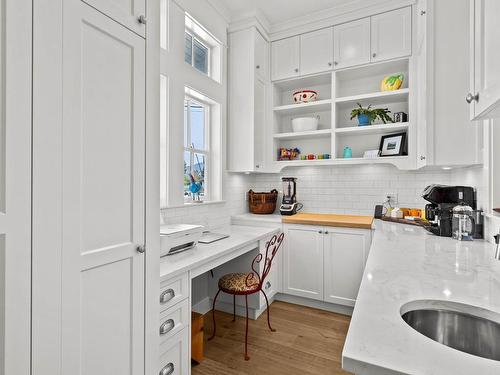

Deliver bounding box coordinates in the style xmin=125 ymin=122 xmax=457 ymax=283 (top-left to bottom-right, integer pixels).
xmin=300 ymin=28 xmax=333 ymax=75
xmin=469 ymin=0 xmax=500 ymax=120
xmin=62 ymin=2 xmax=145 ymax=375
xmin=283 ymin=225 xmax=324 ymax=300
xmin=83 ymin=0 xmax=145 ymax=36
xmin=371 ymin=7 xmax=412 ymax=62
xmin=323 ymin=228 xmax=371 ymax=306
xmin=271 ymin=36 xmax=300 ymax=81
xmin=333 ymin=18 xmax=370 ymax=69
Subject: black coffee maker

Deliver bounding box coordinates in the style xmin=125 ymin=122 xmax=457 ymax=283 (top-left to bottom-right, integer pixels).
xmin=422 ymin=185 xmax=476 ymax=237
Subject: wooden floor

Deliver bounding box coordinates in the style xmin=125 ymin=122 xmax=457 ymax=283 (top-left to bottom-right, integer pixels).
xmin=192 ymin=301 xmax=353 ymax=375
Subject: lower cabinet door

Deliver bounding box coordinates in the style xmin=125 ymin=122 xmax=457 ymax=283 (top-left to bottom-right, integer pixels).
xmin=283 ymin=225 xmax=324 ymax=301
xmin=159 ymin=329 xmax=189 ymax=375
xmin=323 ymin=228 xmax=371 ymax=306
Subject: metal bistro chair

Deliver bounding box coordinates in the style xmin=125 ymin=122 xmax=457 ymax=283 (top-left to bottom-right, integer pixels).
xmin=208 ymin=232 xmax=285 ymax=360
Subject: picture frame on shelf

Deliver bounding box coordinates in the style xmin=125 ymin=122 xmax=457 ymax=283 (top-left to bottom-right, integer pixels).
xmin=379 ymin=132 xmax=407 ymax=157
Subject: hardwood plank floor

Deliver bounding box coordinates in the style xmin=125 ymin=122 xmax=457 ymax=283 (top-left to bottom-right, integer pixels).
xmin=192 ymin=301 xmax=353 ymax=375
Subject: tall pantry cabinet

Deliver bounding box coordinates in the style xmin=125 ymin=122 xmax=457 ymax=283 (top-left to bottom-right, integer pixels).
xmin=32 ymin=0 xmax=160 ymax=374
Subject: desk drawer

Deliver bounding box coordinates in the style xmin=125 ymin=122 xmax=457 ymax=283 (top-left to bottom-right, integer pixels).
xmin=159 ymin=298 xmax=190 ymax=344
xmin=160 ymin=272 xmax=189 ymax=312
xmin=159 ymin=329 xmax=189 ymax=375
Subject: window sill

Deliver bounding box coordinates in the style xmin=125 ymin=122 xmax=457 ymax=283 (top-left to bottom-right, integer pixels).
xmin=163 ymin=200 xmax=226 ymax=209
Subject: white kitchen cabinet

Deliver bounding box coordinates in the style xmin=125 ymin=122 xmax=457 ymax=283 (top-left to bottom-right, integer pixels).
xmin=333 ymin=18 xmax=371 ymax=69
xmin=283 ymin=225 xmax=324 ymax=301
xmin=271 ymin=36 xmax=300 ymax=81
xmin=323 ymin=228 xmax=371 ymax=306
xmin=371 ymin=7 xmax=412 ymax=62
xmin=228 ymin=27 xmax=271 ymax=172
xmin=468 ymin=0 xmax=500 ymax=120
xmin=83 ymin=0 xmax=146 ymax=37
xmin=300 ymin=28 xmax=333 ymax=76
xmin=34 ymin=2 xmax=146 ymax=374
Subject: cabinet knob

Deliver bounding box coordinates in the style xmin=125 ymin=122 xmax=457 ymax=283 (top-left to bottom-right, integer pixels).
xmin=420 ymin=155 xmax=426 ymax=160
xmin=138 ymin=15 xmax=147 ymax=24
xmin=160 ymin=363 xmax=174 ymax=375
xmin=160 ymin=288 xmax=175 ymax=304
xmin=256 ymin=65 xmax=260 ymax=69
xmin=466 ymin=92 xmax=479 ymax=103
xmin=328 ymin=62 xmax=332 ymax=67
xmin=334 ymin=61 xmax=338 ymax=66
xmin=420 ymin=10 xmax=426 ymax=15
xmin=294 ymin=68 xmax=299 ymax=73
xmin=265 ymin=281 xmax=271 ymax=290
xmin=318 ymin=230 xmax=323 ymax=234
xmin=324 ymin=230 xmax=329 ymax=235
xmin=136 ymin=244 xmax=145 ymax=253
xmin=159 ymin=319 xmax=175 ymax=335
xmin=372 ymin=53 xmax=377 ymax=58
xmin=255 ymin=164 xmax=260 ymax=169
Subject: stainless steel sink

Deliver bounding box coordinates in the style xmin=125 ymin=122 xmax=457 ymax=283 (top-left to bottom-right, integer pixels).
xmin=402 ymin=307 xmax=500 ymax=361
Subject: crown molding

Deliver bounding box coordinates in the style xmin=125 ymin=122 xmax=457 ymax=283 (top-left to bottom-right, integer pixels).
xmin=227 ymin=10 xmax=271 ymax=40
xmin=205 ymin=0 xmax=232 ymax=24
xmin=269 ymin=0 xmax=416 ymax=41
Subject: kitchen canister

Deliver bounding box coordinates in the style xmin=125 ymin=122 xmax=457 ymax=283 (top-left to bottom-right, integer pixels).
xmin=343 ymin=147 xmax=353 ymax=158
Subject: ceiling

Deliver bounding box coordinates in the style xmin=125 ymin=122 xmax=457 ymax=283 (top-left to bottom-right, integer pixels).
xmin=218 ymin=0 xmax=358 ymax=25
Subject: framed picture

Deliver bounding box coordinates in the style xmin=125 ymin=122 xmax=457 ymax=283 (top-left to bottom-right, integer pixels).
xmin=379 ymin=132 xmax=407 ymax=157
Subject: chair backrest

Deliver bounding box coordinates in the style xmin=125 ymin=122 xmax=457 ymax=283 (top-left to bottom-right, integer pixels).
xmin=246 ymin=232 xmax=284 ymax=290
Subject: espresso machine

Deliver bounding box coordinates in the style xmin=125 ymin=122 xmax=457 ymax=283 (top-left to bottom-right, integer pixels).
xmin=422 ymin=184 xmax=476 ymax=237
xmin=279 ymin=177 xmax=303 ymax=216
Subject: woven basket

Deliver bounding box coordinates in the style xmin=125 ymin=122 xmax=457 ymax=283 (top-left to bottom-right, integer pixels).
xmin=248 ymin=189 xmax=278 ymax=214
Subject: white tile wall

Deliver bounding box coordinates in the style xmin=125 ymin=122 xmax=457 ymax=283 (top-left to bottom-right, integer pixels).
xmin=250 ymin=165 xmax=454 ymax=216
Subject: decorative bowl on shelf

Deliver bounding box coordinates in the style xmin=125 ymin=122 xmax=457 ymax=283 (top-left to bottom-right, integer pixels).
xmin=293 ymin=90 xmax=318 ymax=103
xmin=292 ymin=116 xmax=319 ymax=132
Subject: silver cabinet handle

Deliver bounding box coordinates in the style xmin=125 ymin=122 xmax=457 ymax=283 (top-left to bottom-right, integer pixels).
xmin=255 ymin=164 xmax=260 ymax=168
xmin=294 ymin=68 xmax=299 ymax=73
xmin=420 ymin=10 xmax=426 ymax=15
xmin=318 ymin=230 xmax=323 ymax=234
xmin=138 ymin=15 xmax=147 ymax=24
xmin=420 ymin=155 xmax=426 ymax=160
xmin=160 ymin=288 xmax=175 ymax=304
xmin=256 ymin=65 xmax=260 ymax=69
xmin=466 ymin=92 xmax=479 ymax=103
xmin=160 ymin=363 xmax=174 ymax=375
xmin=160 ymin=319 xmax=175 ymax=335
xmin=324 ymin=230 xmax=329 ymax=235
xmin=334 ymin=61 xmax=338 ymax=66
xmin=328 ymin=62 xmax=332 ymax=67
xmin=136 ymin=245 xmax=145 ymax=253
xmin=265 ymin=281 xmax=271 ymax=290
xmin=372 ymin=53 xmax=377 ymax=58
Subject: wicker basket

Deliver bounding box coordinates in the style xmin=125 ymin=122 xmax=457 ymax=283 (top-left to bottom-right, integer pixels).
xmin=248 ymin=189 xmax=278 ymax=214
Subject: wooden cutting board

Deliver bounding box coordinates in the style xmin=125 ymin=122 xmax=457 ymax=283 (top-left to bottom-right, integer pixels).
xmin=282 ymin=213 xmax=373 ymax=229
xmin=380 ymin=216 xmax=430 ymax=227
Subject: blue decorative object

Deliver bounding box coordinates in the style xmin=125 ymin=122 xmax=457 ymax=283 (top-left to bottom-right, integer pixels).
xmin=357 ymin=114 xmax=370 ymax=126
xmin=343 ymin=146 xmax=353 ymax=159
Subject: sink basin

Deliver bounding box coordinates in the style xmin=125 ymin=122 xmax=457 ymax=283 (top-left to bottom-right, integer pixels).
xmin=401 ymin=301 xmax=500 ymax=361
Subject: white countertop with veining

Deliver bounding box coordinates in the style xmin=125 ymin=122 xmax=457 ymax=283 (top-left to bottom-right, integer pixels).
xmin=160 ymin=224 xmax=280 ymax=280
xmin=343 ymin=220 xmax=500 ymax=375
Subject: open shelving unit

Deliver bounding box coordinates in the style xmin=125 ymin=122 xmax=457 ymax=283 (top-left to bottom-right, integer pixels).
xmin=271 ymin=57 xmax=413 ymax=169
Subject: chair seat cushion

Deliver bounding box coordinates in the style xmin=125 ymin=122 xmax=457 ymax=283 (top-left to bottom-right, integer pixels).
xmin=218 ymin=273 xmax=260 ymax=293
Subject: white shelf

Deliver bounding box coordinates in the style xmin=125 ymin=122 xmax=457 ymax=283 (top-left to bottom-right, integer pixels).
xmin=335 ymin=88 xmax=409 ymax=105
xmin=273 ymin=129 xmax=332 ymax=140
xmin=273 ymin=99 xmax=332 ymax=116
xmin=335 ymin=122 xmax=409 ymax=136
xmin=275 ymin=155 xmax=409 ymax=167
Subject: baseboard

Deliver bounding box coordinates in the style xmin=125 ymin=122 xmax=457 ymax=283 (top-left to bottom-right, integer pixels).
xmin=275 ymin=293 xmax=354 ymax=316
xmin=206 ymin=293 xmax=277 ymax=320
xmin=192 ymin=297 xmax=212 ymax=315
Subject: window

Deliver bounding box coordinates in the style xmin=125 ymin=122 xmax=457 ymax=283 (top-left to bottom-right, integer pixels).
xmin=184 ymin=96 xmax=209 ymax=202
xmin=184 ymin=31 xmax=209 ymax=75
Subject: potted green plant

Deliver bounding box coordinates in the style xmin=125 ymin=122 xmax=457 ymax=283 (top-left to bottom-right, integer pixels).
xmin=350 ymin=103 xmax=393 ymax=126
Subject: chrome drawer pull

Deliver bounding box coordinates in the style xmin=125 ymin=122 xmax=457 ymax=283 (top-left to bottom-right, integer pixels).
xmin=159 ymin=319 xmax=175 ymax=335
xmin=160 ymin=288 xmax=175 ymax=304
xmin=265 ymin=281 xmax=271 ymax=290
xmin=159 ymin=363 xmax=174 ymax=375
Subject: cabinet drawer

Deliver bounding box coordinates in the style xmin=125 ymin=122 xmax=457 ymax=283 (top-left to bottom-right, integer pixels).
xmin=159 ymin=329 xmax=189 ymax=375
xmin=160 ymin=273 xmax=189 ymax=312
xmin=159 ymin=298 xmax=190 ymax=345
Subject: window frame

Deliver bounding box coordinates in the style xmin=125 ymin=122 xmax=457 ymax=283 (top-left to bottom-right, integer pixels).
xmin=184 ymin=30 xmax=210 ymax=76
xmin=183 ymin=95 xmax=210 ymax=202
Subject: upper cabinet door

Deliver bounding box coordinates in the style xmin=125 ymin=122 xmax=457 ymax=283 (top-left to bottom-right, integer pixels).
xmin=82 ymin=0 xmax=146 ymax=37
xmin=254 ymin=30 xmax=269 ymax=81
xmin=371 ymin=7 xmax=412 ymax=62
xmin=469 ymin=0 xmax=500 ymax=120
xmin=271 ymin=36 xmax=300 ymax=81
xmin=333 ymin=18 xmax=370 ymax=69
xmin=300 ymin=28 xmax=333 ymax=75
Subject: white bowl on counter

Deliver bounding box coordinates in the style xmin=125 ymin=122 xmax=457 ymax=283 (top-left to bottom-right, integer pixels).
xmin=292 ymin=116 xmax=319 ymax=132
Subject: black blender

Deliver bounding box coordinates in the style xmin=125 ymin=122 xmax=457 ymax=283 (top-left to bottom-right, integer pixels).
xmin=279 ymin=177 xmax=303 ymax=215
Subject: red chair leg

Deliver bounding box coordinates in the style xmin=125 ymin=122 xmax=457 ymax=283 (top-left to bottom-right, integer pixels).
xmin=208 ymin=289 xmax=221 ymax=341
xmin=261 ymin=289 xmax=276 ymax=332
xmin=232 ymin=294 xmax=236 ymax=322
xmin=244 ymin=294 xmax=250 ymax=361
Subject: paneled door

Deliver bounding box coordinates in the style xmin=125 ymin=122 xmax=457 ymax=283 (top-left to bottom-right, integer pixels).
xmin=271 ymin=36 xmax=300 ymax=81
xmin=83 ymin=0 xmax=146 ymax=36
xmin=371 ymin=7 xmax=412 ymax=62
xmin=61 ymin=2 xmax=145 ymax=374
xmin=300 ymin=28 xmax=333 ymax=75
xmin=283 ymin=224 xmax=324 ymax=301
xmin=333 ymin=18 xmax=370 ymax=69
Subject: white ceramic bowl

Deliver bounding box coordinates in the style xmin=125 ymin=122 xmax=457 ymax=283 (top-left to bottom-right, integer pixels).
xmin=292 ymin=116 xmax=319 ymax=132
xmin=293 ymin=90 xmax=318 ymax=103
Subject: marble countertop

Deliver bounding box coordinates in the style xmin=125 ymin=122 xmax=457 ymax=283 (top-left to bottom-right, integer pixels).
xmin=231 ymin=213 xmax=283 ymax=225
xmin=160 ymin=224 xmax=280 ymax=280
xmin=343 ymin=220 xmax=500 ymax=375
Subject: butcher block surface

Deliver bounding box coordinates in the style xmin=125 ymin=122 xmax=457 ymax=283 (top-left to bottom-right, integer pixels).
xmin=282 ymin=213 xmax=374 ymax=229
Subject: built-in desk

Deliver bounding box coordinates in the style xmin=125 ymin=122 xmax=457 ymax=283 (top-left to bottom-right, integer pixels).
xmin=158 ymin=224 xmax=280 ymax=375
